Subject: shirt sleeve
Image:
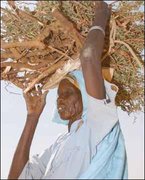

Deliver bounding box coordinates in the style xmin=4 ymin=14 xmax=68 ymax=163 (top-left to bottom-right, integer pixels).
xmin=86 ymin=79 xmax=119 ymax=146
xmin=18 ymin=147 xmax=52 ymax=179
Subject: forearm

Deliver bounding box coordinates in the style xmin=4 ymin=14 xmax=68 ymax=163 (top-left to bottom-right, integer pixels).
xmin=80 ymin=3 xmax=109 ymax=99
xmin=81 ymin=12 xmax=106 ymax=64
xmin=81 ymin=30 xmax=105 ymax=69
xmin=80 ymin=19 xmax=106 ymax=98
xmin=81 ymin=31 xmax=105 ymax=98
xmin=8 ymin=114 xmax=40 ymax=179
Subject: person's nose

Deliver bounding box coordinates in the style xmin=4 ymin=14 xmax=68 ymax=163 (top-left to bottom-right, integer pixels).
xmin=57 ymin=97 xmax=64 ymax=105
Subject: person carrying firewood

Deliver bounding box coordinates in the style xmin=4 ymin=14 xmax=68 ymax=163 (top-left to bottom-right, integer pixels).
xmin=8 ymin=1 xmax=128 ymax=179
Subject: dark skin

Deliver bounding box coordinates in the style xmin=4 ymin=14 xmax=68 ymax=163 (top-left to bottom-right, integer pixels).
xmin=8 ymin=2 xmax=110 ymax=179
xmin=57 ymin=79 xmax=83 ymax=131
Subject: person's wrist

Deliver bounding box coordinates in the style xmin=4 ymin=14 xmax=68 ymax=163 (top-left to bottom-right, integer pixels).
xmin=27 ymin=113 xmax=41 ymax=120
xmin=92 ymin=22 xmax=106 ymax=31
xmin=93 ymin=9 xmax=110 ymax=30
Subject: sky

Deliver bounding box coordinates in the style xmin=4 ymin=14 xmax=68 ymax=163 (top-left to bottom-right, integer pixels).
xmin=1 ymin=81 xmax=144 ymax=179
xmin=1 ymin=1 xmax=144 ymax=179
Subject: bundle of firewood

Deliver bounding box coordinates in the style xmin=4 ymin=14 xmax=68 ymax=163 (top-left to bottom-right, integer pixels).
xmin=1 ymin=1 xmax=144 ymax=113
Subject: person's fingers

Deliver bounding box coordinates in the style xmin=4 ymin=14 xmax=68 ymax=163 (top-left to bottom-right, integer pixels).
xmin=30 ymin=92 xmax=34 ymax=96
xmin=37 ymin=85 xmax=42 ymax=96
xmin=30 ymin=87 xmax=39 ymax=96
xmin=42 ymin=91 xmax=49 ymax=101
xmin=95 ymin=1 xmax=104 ymax=6
xmin=43 ymin=90 xmax=49 ymax=99
xmin=40 ymin=90 xmax=48 ymax=104
xmin=95 ymin=1 xmax=109 ymax=11
xmin=24 ymin=88 xmax=48 ymax=102
xmin=105 ymin=3 xmax=112 ymax=17
xmin=23 ymin=92 xmax=32 ymax=104
xmin=93 ymin=1 xmax=102 ymax=6
xmin=108 ymin=3 xmax=113 ymax=10
xmin=95 ymin=1 xmax=102 ymax=9
xmin=23 ymin=92 xmax=30 ymax=98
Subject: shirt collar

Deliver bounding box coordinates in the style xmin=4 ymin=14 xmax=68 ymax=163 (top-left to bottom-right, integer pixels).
xmin=70 ymin=119 xmax=82 ymax=133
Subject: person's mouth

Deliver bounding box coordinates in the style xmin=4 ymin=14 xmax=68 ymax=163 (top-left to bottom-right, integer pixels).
xmin=58 ymin=105 xmax=65 ymax=113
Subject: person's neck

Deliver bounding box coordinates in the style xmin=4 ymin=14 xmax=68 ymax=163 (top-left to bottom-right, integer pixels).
xmin=68 ymin=114 xmax=82 ymax=132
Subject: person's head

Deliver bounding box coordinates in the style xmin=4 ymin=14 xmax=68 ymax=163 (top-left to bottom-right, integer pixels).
xmin=52 ymin=69 xmax=114 ymax=125
xmin=57 ymin=76 xmax=83 ymax=122
xmin=52 ymin=71 xmax=88 ymax=126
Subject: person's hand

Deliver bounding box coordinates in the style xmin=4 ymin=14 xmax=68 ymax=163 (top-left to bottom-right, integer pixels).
xmin=94 ymin=1 xmax=111 ymax=15
xmin=93 ymin=1 xmax=111 ymax=29
xmin=23 ymin=87 xmax=49 ymax=117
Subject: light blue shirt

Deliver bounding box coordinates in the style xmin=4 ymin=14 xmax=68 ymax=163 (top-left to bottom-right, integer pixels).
xmin=19 ymin=81 xmax=124 ymax=179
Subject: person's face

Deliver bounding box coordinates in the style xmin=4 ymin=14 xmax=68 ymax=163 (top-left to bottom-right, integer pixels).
xmin=57 ymin=79 xmax=83 ymax=121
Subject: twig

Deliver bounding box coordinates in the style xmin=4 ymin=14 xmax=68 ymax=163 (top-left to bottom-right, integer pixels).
xmin=1 ymin=52 xmax=15 ymax=59
xmin=101 ymin=17 xmax=117 ymax=62
xmin=37 ymin=25 xmax=50 ymax=41
xmin=114 ymin=40 xmax=143 ymax=68
xmin=42 ymin=59 xmax=81 ymax=90
xmin=1 ymin=40 xmax=45 ymax=50
xmin=113 ymin=48 xmax=136 ymax=70
xmin=25 ymin=50 xmax=50 ymax=58
xmin=47 ymin=46 xmax=72 ymax=60
xmin=1 ymin=62 xmax=36 ymax=71
xmin=7 ymin=0 xmax=44 ymax=26
xmin=10 ymin=48 xmax=21 ymax=59
xmin=52 ymin=8 xmax=84 ymax=48
xmin=24 ymin=60 xmax=66 ymax=93
xmin=17 ymin=9 xmax=44 ymax=26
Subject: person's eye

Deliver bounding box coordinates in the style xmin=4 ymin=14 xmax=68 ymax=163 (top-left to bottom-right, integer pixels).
xmin=68 ymin=89 xmax=74 ymax=95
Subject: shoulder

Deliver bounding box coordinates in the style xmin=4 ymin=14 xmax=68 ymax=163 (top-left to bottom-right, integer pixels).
xmin=87 ymin=79 xmax=118 ymax=109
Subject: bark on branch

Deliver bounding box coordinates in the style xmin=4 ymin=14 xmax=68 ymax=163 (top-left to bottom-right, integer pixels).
xmin=114 ymin=40 xmax=143 ymax=68
xmin=7 ymin=0 xmax=44 ymax=26
xmin=24 ymin=60 xmax=66 ymax=93
xmin=1 ymin=62 xmax=36 ymax=71
xmin=10 ymin=48 xmax=21 ymax=59
xmin=1 ymin=52 xmax=14 ymax=59
xmin=37 ymin=25 xmax=50 ymax=41
xmin=52 ymin=8 xmax=84 ymax=48
xmin=1 ymin=40 xmax=45 ymax=50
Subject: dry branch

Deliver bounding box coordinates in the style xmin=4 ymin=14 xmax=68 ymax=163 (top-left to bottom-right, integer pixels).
xmin=52 ymin=8 xmax=84 ymax=48
xmin=114 ymin=40 xmax=143 ymax=68
xmin=24 ymin=60 xmax=66 ymax=93
xmin=37 ymin=25 xmax=50 ymax=41
xmin=47 ymin=46 xmax=72 ymax=60
xmin=43 ymin=59 xmax=80 ymax=90
xmin=1 ymin=1 xmax=144 ymax=113
xmin=10 ymin=48 xmax=21 ymax=59
xmin=1 ymin=62 xmax=36 ymax=71
xmin=1 ymin=52 xmax=14 ymax=59
xmin=7 ymin=0 xmax=44 ymax=26
xmin=1 ymin=40 xmax=45 ymax=50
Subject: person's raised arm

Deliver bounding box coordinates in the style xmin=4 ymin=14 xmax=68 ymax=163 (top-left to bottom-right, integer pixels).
xmin=80 ymin=1 xmax=110 ymax=99
xmin=8 ymin=90 xmax=48 ymax=179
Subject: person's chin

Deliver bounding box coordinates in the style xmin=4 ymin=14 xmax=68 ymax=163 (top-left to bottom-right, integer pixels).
xmin=59 ymin=112 xmax=70 ymax=120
